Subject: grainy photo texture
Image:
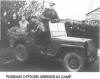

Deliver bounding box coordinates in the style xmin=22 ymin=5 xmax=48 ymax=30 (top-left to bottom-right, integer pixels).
xmin=0 ymin=0 xmax=99 ymax=72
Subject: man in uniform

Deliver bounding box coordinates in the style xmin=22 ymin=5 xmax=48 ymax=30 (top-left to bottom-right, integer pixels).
xmin=41 ymin=2 xmax=59 ymax=21
xmin=39 ymin=2 xmax=60 ymax=53
xmin=38 ymin=2 xmax=59 ymax=45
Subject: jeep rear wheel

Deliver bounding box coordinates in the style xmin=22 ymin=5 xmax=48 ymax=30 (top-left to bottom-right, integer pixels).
xmin=63 ymin=52 xmax=84 ymax=72
xmin=14 ymin=44 xmax=28 ymax=62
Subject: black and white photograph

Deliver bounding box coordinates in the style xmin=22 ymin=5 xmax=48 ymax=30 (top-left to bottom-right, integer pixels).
xmin=0 ymin=0 xmax=99 ymax=73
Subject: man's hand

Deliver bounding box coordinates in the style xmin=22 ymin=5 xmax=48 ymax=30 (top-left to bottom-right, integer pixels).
xmin=51 ymin=19 xmax=60 ymax=23
xmin=31 ymin=29 xmax=36 ymax=32
xmin=39 ymin=14 xmax=50 ymax=21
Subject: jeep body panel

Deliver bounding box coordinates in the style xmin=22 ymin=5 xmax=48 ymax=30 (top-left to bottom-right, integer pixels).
xmin=44 ymin=36 xmax=91 ymax=56
xmin=51 ymin=36 xmax=91 ymax=47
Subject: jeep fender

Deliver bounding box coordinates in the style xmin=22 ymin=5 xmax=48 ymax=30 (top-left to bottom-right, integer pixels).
xmin=55 ymin=44 xmax=86 ymax=59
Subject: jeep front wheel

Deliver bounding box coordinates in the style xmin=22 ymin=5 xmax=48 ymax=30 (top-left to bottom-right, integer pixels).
xmin=14 ymin=44 xmax=28 ymax=62
xmin=63 ymin=52 xmax=84 ymax=72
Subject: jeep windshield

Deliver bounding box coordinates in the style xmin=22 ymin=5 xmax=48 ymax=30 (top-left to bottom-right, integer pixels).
xmin=49 ymin=21 xmax=67 ymax=38
xmin=49 ymin=21 xmax=90 ymax=42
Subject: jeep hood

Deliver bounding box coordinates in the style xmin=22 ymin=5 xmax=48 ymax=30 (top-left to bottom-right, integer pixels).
xmin=51 ymin=36 xmax=92 ymax=47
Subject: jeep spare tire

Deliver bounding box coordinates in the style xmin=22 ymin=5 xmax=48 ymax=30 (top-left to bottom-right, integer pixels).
xmin=63 ymin=52 xmax=84 ymax=72
xmin=14 ymin=44 xmax=28 ymax=62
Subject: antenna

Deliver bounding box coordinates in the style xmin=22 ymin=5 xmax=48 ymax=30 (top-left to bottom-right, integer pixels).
xmin=88 ymin=0 xmax=93 ymax=12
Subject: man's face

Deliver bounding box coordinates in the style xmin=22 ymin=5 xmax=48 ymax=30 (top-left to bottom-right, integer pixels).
xmin=22 ymin=16 xmax=26 ymax=21
xmin=13 ymin=16 xmax=16 ymax=19
xmin=31 ymin=18 xmax=35 ymax=21
xmin=49 ymin=2 xmax=55 ymax=9
xmin=12 ymin=13 xmax=16 ymax=19
xmin=49 ymin=5 xmax=54 ymax=9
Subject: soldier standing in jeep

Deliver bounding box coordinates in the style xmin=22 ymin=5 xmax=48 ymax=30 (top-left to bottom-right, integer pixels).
xmin=38 ymin=2 xmax=60 ymax=52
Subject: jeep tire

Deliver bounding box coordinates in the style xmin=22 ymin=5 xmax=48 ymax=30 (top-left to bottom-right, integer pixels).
xmin=14 ymin=44 xmax=28 ymax=63
xmin=63 ymin=52 xmax=85 ymax=72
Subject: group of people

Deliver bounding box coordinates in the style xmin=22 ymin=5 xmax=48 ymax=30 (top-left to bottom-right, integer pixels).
xmin=8 ymin=14 xmax=29 ymax=33
xmin=7 ymin=2 xmax=59 ymax=47
xmin=8 ymin=2 xmax=59 ymax=32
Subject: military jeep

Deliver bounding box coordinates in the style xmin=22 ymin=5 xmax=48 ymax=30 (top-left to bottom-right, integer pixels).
xmin=11 ymin=20 xmax=97 ymax=72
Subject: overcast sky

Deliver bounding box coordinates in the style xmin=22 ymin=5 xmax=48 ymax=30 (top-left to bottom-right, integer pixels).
xmin=43 ymin=0 xmax=100 ymax=20
xmin=26 ymin=0 xmax=100 ymax=20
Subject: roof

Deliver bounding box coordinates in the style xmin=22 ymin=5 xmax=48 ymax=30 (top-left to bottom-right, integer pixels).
xmin=86 ymin=7 xmax=100 ymax=15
